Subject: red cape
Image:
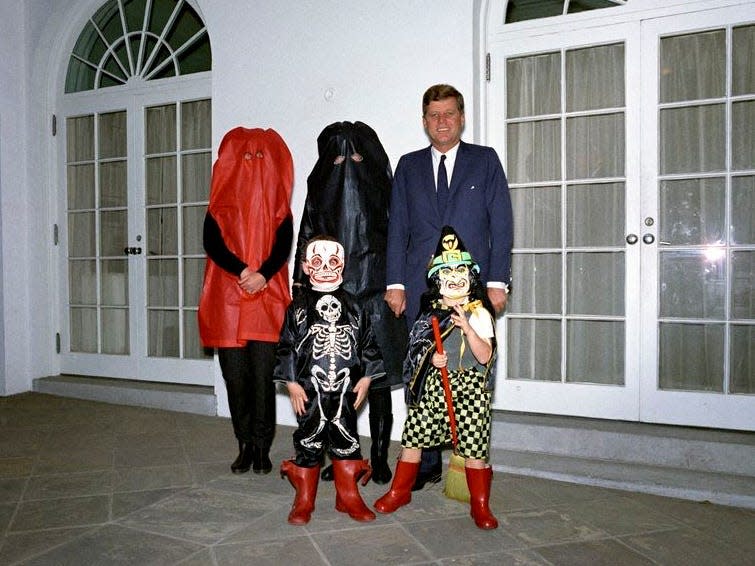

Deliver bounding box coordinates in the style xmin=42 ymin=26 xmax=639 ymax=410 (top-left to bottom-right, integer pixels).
xmin=198 ymin=127 xmax=293 ymax=347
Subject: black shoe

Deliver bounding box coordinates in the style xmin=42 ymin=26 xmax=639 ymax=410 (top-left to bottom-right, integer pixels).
xmin=231 ymin=442 xmax=253 ymax=474
xmin=320 ymin=464 xmax=334 ymax=481
xmin=252 ymin=445 xmax=272 ymax=475
xmin=411 ymin=463 xmax=442 ymax=491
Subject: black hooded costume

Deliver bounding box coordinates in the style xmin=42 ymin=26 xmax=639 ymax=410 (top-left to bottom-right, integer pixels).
xmin=295 ymin=121 xmax=408 ymax=483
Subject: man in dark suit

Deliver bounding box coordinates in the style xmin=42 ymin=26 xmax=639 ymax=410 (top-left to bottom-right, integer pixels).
xmin=385 ymin=84 xmax=513 ymax=489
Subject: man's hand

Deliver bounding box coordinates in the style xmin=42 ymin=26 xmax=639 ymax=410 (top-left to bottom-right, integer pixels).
xmin=286 ymin=382 xmax=307 ymax=416
xmin=431 ymin=352 xmax=448 ymax=369
xmin=353 ymin=377 xmax=371 ymax=410
xmin=487 ymin=287 xmax=508 ymax=315
xmin=239 ymin=268 xmax=267 ymax=295
xmin=384 ymin=288 xmax=406 ymax=317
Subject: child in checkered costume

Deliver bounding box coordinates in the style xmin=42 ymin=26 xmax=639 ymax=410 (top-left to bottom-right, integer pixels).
xmin=375 ymin=226 xmax=499 ymax=529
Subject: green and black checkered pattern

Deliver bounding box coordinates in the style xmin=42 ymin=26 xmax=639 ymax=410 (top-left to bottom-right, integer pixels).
xmin=402 ymin=367 xmax=491 ymax=460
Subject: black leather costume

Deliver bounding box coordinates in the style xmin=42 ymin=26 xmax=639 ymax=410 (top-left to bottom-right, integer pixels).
xmin=275 ymin=287 xmax=384 ymax=467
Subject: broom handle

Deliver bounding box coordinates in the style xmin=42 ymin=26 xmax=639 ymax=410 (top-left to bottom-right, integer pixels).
xmin=431 ymin=315 xmax=458 ymax=449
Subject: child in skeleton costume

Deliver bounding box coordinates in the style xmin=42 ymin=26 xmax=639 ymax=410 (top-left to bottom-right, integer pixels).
xmin=276 ymin=236 xmax=385 ymax=525
xmin=375 ymin=226 xmax=499 ymax=530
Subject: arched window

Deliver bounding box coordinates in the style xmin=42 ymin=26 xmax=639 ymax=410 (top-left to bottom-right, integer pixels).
xmin=505 ymin=0 xmax=627 ymax=24
xmin=65 ymin=0 xmax=211 ymax=92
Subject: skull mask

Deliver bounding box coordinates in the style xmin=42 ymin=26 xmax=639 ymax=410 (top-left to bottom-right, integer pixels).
xmin=304 ymin=239 xmax=345 ymax=292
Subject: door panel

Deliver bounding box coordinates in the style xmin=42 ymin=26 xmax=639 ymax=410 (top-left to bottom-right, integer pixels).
xmin=59 ymin=81 xmax=213 ymax=385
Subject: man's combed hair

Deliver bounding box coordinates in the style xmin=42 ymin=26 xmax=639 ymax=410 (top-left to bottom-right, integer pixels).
xmin=422 ymin=84 xmax=465 ymax=116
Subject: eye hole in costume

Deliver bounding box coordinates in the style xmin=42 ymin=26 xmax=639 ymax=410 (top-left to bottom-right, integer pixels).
xmin=333 ymin=155 xmax=346 ymax=165
xmin=309 ymin=255 xmax=323 ymax=269
xmin=328 ymin=255 xmax=344 ymax=271
xmin=439 ymin=265 xmax=469 ymax=278
xmin=350 ymin=152 xmax=363 ymax=162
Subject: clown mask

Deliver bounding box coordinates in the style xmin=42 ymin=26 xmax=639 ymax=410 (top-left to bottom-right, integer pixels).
xmin=438 ymin=263 xmax=471 ymax=301
xmin=303 ymin=239 xmax=345 ymax=292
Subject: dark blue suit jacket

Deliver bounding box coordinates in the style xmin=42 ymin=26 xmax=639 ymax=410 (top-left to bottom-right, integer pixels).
xmin=386 ymin=141 xmax=513 ymax=324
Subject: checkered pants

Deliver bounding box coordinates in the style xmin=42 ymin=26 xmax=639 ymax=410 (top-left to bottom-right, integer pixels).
xmin=402 ymin=368 xmax=491 ymax=460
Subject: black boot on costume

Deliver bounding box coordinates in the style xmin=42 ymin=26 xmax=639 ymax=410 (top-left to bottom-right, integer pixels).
xmin=370 ymin=413 xmax=394 ymax=484
xmin=231 ymin=441 xmax=253 ymax=474
xmin=252 ymin=445 xmax=273 ymax=474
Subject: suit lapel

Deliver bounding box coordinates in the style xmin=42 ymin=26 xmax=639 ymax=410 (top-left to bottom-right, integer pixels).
xmin=449 ymin=141 xmax=469 ymax=199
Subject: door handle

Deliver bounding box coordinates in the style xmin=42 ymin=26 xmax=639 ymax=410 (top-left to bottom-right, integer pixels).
xmin=626 ymin=234 xmax=638 ymax=245
xmin=123 ymin=247 xmax=143 ymax=255
xmin=642 ymin=234 xmax=655 ymax=245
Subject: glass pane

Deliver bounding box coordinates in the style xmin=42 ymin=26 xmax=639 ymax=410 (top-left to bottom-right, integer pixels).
xmin=659 ymin=178 xmax=725 ymax=245
xmin=507 ymin=120 xmax=561 ymax=183
xmin=183 ymin=258 xmax=205 ymax=308
xmin=67 ymin=164 xmax=95 ymax=209
xmin=731 ymin=176 xmax=755 ymax=245
xmin=508 ymin=253 xmax=562 ymax=315
xmin=66 ymin=115 xmax=94 ymax=161
xmin=659 ymin=250 xmax=726 ymax=319
xmin=731 ymin=251 xmax=755 ymax=320
xmin=148 ymin=259 xmax=178 ymax=307
xmin=69 ymin=260 xmax=96 ymax=305
xmin=506 ymin=52 xmax=560 ymax=118
xmin=567 ymin=252 xmax=624 ymax=316
xmin=99 ymin=210 xmax=128 ymax=256
xmin=506 ymin=1 xmax=563 ymax=23
xmin=566 ymin=320 xmax=624 ymax=384
xmin=70 ymin=307 xmax=97 ymax=353
xmin=567 ymin=183 xmax=625 ymax=246
xmin=68 ymin=211 xmax=95 ymax=257
xmin=730 ymin=324 xmax=755 ymax=394
xmin=659 ymin=322 xmax=724 ymax=391
xmin=181 ymin=99 xmax=212 ymax=150
xmin=566 ymin=43 xmax=624 ymax=112
xmin=182 ymin=206 xmax=205 ymax=255
xmin=660 ymin=30 xmax=725 ymax=103
xmin=146 ymin=156 xmax=177 ymax=205
xmin=511 ymin=186 xmax=561 ymax=248
xmin=732 ymin=100 xmax=755 ymax=171
xmin=566 ymin=113 xmax=625 ymax=179
xmin=145 ymin=104 xmax=177 ymax=154
xmin=100 ymin=160 xmax=127 ymax=207
xmin=101 ymin=308 xmax=128 ymax=354
xmin=184 ymin=311 xmax=212 ymax=359
xmin=659 ymin=105 xmax=725 ymax=174
xmin=732 ymin=25 xmax=755 ymax=96
xmin=99 ymin=111 xmax=127 ymax=159
xmin=182 ymin=152 xmax=211 ymax=202
xmin=101 ymin=259 xmax=128 ymax=306
xmin=148 ymin=207 xmax=178 ymax=255
xmin=507 ymin=318 xmax=561 ymax=381
xmin=149 ymin=309 xmax=179 ymax=357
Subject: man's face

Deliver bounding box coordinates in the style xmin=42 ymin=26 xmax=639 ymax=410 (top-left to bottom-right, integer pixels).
xmin=438 ymin=264 xmax=471 ymax=300
xmin=303 ymin=240 xmax=344 ymax=291
xmin=423 ymin=98 xmax=465 ymax=153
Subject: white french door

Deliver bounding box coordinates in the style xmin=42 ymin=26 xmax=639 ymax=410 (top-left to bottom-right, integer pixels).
xmin=639 ymin=7 xmax=755 ymax=430
xmin=489 ymin=22 xmax=642 ymax=421
xmin=489 ymin=6 xmax=755 ymax=430
xmin=58 ymin=79 xmax=214 ymax=384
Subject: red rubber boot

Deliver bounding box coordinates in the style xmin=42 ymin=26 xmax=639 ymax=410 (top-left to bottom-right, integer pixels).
xmin=280 ymin=460 xmax=320 ymax=525
xmin=465 ymin=466 xmax=499 ymax=530
xmin=332 ymin=459 xmax=376 ymax=522
xmin=374 ymin=459 xmax=420 ymax=513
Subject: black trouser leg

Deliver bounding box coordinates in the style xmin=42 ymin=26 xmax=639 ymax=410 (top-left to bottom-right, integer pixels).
xmin=368 ymin=387 xmax=393 ymax=484
xmin=218 ymin=341 xmax=276 ymax=457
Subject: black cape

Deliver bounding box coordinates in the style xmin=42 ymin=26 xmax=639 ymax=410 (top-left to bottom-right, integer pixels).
xmin=295 ymin=121 xmax=408 ymax=388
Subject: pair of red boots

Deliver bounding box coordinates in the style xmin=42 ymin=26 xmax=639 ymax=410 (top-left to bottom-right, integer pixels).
xmin=374 ymin=460 xmax=499 ymax=530
xmin=281 ymin=459 xmax=375 ymax=524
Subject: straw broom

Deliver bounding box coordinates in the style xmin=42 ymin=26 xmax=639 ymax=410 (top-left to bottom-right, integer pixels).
xmin=430 ymin=316 xmax=470 ymax=503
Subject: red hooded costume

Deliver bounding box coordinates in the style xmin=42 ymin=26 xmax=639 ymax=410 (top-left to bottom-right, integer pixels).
xmin=198 ymin=127 xmax=293 ymax=347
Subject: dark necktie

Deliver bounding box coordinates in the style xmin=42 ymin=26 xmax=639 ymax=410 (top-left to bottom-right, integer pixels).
xmin=437 ymin=154 xmax=449 ymax=216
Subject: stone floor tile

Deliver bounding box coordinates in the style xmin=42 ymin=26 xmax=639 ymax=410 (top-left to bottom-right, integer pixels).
xmin=24 ymin=470 xmax=113 ymax=501
xmin=11 ymin=495 xmax=110 ymax=531
xmin=621 ymin=527 xmax=753 ymax=565
xmin=561 ymin=494 xmax=684 ymax=536
xmin=0 ymin=457 xmax=34 ymax=479
xmin=111 ymin=488 xmax=183 ymax=519
xmin=112 ymin=464 xmax=193 ymax=492
xmin=0 ymin=526 xmax=94 ymax=565
xmin=214 ymin=536 xmax=329 ymax=565
xmin=501 ymin=507 xmax=608 ymax=547
xmin=33 ymin=446 xmax=114 ymax=475
xmin=20 ymin=523 xmax=202 ymax=566
xmin=0 ymin=478 xmax=27 ymax=504
xmin=404 ymin=515 xmax=524 ymax=558
xmin=311 ymin=523 xmax=434 ymax=565
xmin=535 ymin=538 xmax=656 ymax=565
xmin=0 ymin=501 xmax=16 ymax=531
xmin=438 ymin=548 xmax=553 ymax=565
